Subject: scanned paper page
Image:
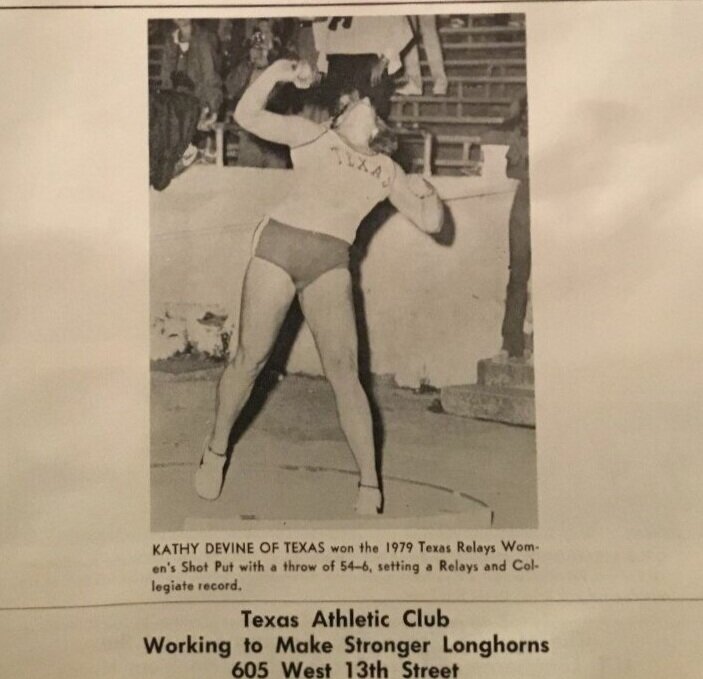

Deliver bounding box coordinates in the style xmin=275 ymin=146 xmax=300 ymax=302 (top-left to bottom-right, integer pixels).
xmin=1 ymin=2 xmax=702 ymax=677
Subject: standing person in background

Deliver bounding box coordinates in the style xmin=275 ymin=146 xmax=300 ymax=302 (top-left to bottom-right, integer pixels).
xmin=312 ymin=15 xmax=413 ymax=118
xmin=499 ymin=94 xmax=531 ymax=361
xmin=397 ymin=15 xmax=448 ymax=96
xmin=160 ymin=19 xmax=223 ymax=131
xmin=151 ymin=19 xmax=223 ymax=186
xmin=221 ymin=19 xmax=249 ymax=76
xmin=292 ymin=17 xmax=323 ymax=67
xmin=225 ymin=30 xmax=290 ymax=168
xmin=195 ymin=59 xmax=444 ymax=515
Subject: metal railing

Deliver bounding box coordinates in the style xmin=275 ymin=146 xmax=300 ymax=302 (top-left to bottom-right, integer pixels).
xmin=209 ymin=123 xmax=438 ymax=176
xmin=209 ymin=124 xmax=486 ymax=177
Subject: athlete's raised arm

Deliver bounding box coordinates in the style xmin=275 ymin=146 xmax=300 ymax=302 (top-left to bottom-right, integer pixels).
xmin=234 ymin=59 xmax=324 ymax=148
xmin=388 ymin=164 xmax=444 ymax=235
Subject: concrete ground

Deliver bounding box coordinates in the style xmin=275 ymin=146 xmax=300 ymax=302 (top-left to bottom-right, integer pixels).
xmin=151 ymin=366 xmax=537 ymax=531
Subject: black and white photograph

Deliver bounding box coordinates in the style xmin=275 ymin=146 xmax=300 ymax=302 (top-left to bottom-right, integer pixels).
xmin=148 ymin=12 xmax=536 ymax=530
xmin=3 ymin=1 xmax=703 ymax=676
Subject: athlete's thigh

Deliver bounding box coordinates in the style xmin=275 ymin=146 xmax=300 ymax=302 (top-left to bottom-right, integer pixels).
xmin=298 ymin=268 xmax=358 ymax=373
xmin=237 ymin=256 xmax=296 ymax=360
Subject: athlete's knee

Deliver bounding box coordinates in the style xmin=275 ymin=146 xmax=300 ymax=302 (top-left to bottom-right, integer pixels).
xmin=323 ymin=349 xmax=359 ymax=388
xmin=230 ymin=345 xmax=268 ymax=379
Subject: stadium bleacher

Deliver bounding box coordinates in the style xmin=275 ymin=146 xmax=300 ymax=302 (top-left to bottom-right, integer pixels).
xmin=148 ymin=14 xmax=526 ymax=175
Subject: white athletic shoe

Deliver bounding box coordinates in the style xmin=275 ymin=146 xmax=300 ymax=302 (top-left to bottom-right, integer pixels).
xmin=181 ymin=143 xmax=199 ymax=167
xmin=355 ymin=485 xmax=383 ymax=515
xmin=432 ymin=77 xmax=449 ymax=96
xmin=195 ymin=445 xmax=227 ymax=500
xmin=395 ymin=82 xmax=423 ymax=96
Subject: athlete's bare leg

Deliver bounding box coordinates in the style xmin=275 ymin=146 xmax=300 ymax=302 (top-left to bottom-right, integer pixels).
xmin=196 ymin=257 xmax=296 ymax=499
xmin=209 ymin=257 xmax=297 ymax=454
xmin=298 ymin=268 xmax=381 ymax=512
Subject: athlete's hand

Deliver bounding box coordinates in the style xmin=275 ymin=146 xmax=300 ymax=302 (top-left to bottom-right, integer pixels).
xmin=370 ymin=56 xmax=389 ymax=86
xmin=271 ymin=59 xmax=297 ymax=80
xmin=274 ymin=59 xmax=318 ymax=89
xmin=405 ymin=174 xmax=437 ymax=199
xmin=291 ymin=60 xmax=318 ymax=89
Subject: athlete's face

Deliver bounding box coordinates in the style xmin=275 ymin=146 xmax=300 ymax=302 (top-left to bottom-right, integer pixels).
xmin=338 ymin=97 xmax=378 ymax=144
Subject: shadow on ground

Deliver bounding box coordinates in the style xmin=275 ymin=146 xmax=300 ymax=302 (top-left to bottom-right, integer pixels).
xmin=150 ymin=364 xmax=537 ymax=531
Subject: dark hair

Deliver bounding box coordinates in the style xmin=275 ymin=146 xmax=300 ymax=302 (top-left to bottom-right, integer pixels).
xmin=331 ymin=93 xmax=398 ymax=156
xmin=369 ymin=116 xmax=397 ymax=155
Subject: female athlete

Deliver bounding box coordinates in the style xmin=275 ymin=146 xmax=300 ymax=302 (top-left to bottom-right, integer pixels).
xmin=196 ymin=59 xmax=444 ymax=515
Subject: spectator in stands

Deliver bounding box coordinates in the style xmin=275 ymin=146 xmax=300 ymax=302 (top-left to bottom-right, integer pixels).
xmin=312 ymin=15 xmax=413 ymax=119
xmin=291 ymin=17 xmax=323 ymax=66
xmin=246 ymin=19 xmax=277 ymax=51
xmin=239 ymin=18 xmax=296 ymax=58
xmin=195 ymin=59 xmax=444 ymax=514
xmin=499 ymin=94 xmax=531 ymax=361
xmin=396 ymin=15 xmax=448 ymax=96
xmin=220 ymin=19 xmax=249 ymax=77
xmin=160 ymin=19 xmax=223 ymax=131
xmin=225 ymin=29 xmax=290 ymax=168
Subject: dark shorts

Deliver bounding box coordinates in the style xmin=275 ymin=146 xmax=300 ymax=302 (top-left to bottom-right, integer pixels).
xmin=254 ymin=218 xmax=350 ymax=292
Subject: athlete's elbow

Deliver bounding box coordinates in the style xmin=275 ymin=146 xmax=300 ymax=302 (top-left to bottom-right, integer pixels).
xmin=423 ymin=216 xmax=443 ymax=235
xmin=233 ymin=103 xmax=253 ymax=130
xmin=421 ymin=200 xmax=444 ymax=235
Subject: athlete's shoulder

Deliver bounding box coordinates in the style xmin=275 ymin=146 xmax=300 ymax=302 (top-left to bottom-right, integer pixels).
xmin=289 ymin=124 xmax=330 ymax=151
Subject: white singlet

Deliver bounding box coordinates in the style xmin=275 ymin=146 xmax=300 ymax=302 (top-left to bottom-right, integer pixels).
xmin=268 ymin=129 xmax=396 ymax=245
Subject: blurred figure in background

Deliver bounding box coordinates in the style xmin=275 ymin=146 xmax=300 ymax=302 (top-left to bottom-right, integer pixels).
xmin=312 ymin=15 xmax=413 ymax=118
xmin=291 ymin=17 xmax=322 ymax=66
xmin=160 ymin=19 xmax=223 ymax=130
xmin=159 ymin=19 xmax=224 ymax=165
xmin=397 ymin=15 xmax=448 ymax=96
xmin=499 ymin=94 xmax=531 ymax=361
xmin=151 ymin=19 xmax=222 ymax=187
xmin=225 ymin=29 xmax=290 ymax=168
